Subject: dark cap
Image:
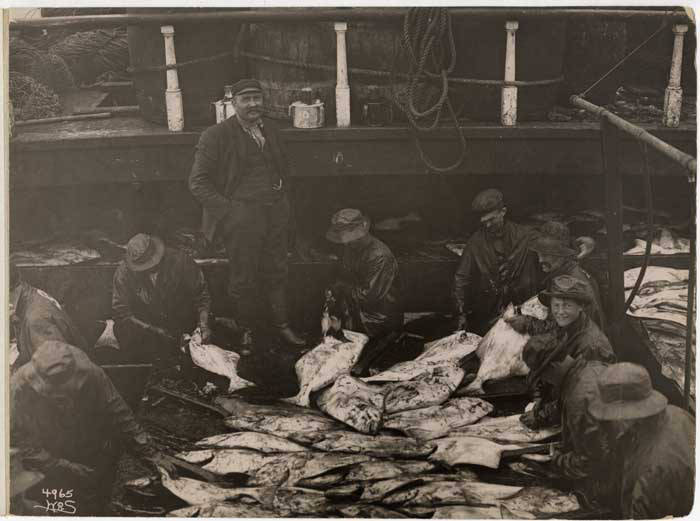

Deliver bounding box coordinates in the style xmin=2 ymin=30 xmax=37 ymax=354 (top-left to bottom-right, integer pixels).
xmin=471 ymin=189 xmax=504 ymax=214
xmin=231 ymin=78 xmax=263 ymax=97
xmin=539 ymin=221 xmax=571 ymax=244
xmin=538 ymin=274 xmax=593 ymax=307
xmin=530 ymin=235 xmax=577 ymax=258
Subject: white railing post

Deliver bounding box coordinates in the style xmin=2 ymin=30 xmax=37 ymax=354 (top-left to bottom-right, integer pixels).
xmin=335 ymin=22 xmax=351 ymax=128
xmin=663 ymin=24 xmax=688 ymax=128
xmin=501 ymin=20 xmax=519 ymax=126
xmin=161 ymin=25 xmax=184 ymax=131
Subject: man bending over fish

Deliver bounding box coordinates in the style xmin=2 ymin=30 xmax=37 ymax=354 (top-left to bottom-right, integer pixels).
xmin=324 ymin=209 xmax=403 ymax=376
xmin=588 ymin=363 xmax=694 ymax=518
xmin=10 ymin=341 xmax=171 ymax=516
xmin=112 ymin=233 xmax=212 ymax=362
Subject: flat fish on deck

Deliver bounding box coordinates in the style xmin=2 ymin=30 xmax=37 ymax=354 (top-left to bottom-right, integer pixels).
xmin=168 ymin=502 xmax=277 ymax=518
xmin=382 ymin=365 xmax=465 ymax=414
xmin=287 ymin=453 xmax=371 ymax=485
xmin=272 ymin=487 xmax=336 ymax=516
xmin=188 ymin=329 xmax=255 ymax=393
xmin=11 ymin=243 xmax=101 ymax=266
xmin=195 ymin=432 xmax=311 ymax=453
xmin=248 ymin=454 xmax=310 ymax=487
xmin=624 ymin=266 xmax=688 ymax=290
xmin=383 ymin=480 xmax=523 ymax=507
xmin=453 ymin=413 xmax=561 ymax=443
xmin=384 ymin=397 xmax=494 ymax=440
xmin=312 ymin=431 xmax=435 ymax=458
xmin=463 ymin=298 xmax=548 ymax=394
xmin=500 ymin=487 xmax=580 ymax=516
xmin=345 ymin=460 xmax=436 ymax=482
xmin=182 ymin=449 xmax=275 ymax=476
xmin=364 ymin=332 xmax=481 ymax=383
xmin=224 ymin=412 xmax=342 ymax=445
xmin=340 ymin=505 xmax=408 ymax=518
xmin=296 ymin=469 xmax=348 ymax=489
xmin=433 ymin=506 xmax=536 ymax=519
xmin=360 ymin=476 xmax=425 ymax=502
xmin=158 ymin=468 xmax=275 ymax=506
xmin=317 ymin=374 xmax=385 ymax=434
xmin=175 ymin=449 xmax=214 ymax=465
xmin=285 ymin=330 xmax=369 ymax=407
xmin=429 ymin=436 xmax=528 ymax=469
xmin=324 ymin=483 xmax=363 ymax=500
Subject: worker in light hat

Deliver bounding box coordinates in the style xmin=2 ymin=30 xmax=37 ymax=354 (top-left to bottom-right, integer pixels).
xmin=112 ymin=233 xmax=213 ymax=362
xmin=587 ymin=363 xmax=694 ymax=518
xmin=10 ymin=341 xmax=170 ymax=516
xmin=190 ymin=78 xmax=305 ymax=348
xmin=452 ymin=188 xmax=541 ymax=335
xmin=325 ymin=208 xmax=403 ymax=375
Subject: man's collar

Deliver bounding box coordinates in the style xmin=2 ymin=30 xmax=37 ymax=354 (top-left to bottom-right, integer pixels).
xmin=235 ymin=114 xmax=263 ymax=129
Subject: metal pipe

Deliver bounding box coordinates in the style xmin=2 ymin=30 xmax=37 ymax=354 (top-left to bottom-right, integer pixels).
xmin=161 ymin=25 xmax=184 ymax=131
xmin=571 ymin=95 xmax=697 ymax=176
xmin=335 ymin=22 xmax=351 ymax=128
xmin=663 ymin=24 xmax=689 ymax=128
xmin=9 ymin=8 xmax=693 ymax=30
xmin=501 ymin=21 xmax=519 ymax=126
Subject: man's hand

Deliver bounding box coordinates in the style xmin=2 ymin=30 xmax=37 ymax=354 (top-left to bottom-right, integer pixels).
xmin=519 ymin=409 xmax=541 ymax=430
xmin=505 ymin=314 xmax=531 ymax=334
xmin=57 ymin=460 xmax=95 ymax=481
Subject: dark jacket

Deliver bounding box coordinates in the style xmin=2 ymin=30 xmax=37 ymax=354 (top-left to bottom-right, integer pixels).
xmin=12 ymin=282 xmax=87 ymax=368
xmin=112 ymin=247 xmax=211 ymax=336
xmin=337 ymin=235 xmax=402 ymax=338
xmin=189 ymin=116 xmax=291 ymax=241
xmin=555 ymin=313 xmax=615 ymax=363
xmin=10 ymin=345 xmax=148 ymax=473
xmin=617 ymin=406 xmax=695 ymax=518
xmin=453 ymin=221 xmax=540 ymax=334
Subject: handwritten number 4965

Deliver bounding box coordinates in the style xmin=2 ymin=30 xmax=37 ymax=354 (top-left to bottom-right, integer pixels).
xmin=42 ymin=489 xmax=73 ymax=500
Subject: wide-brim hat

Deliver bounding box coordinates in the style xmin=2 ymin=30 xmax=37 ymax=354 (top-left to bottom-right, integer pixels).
xmin=530 ymin=236 xmax=577 ymax=258
xmin=326 ymin=208 xmax=370 ymax=244
xmin=538 ymin=274 xmax=593 ymax=307
xmin=471 ymin=189 xmax=504 ymax=215
xmin=125 ymin=234 xmax=165 ymax=272
xmin=588 ymin=362 xmax=668 ymax=421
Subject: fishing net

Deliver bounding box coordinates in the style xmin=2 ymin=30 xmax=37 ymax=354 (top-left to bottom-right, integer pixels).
xmin=11 ymin=36 xmax=75 ymax=93
xmin=50 ymin=28 xmax=129 ymax=85
xmin=9 ymin=72 xmax=62 ymax=121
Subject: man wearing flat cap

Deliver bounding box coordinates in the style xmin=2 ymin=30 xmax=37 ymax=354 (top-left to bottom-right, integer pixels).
xmin=189 ymin=78 xmax=304 ymax=347
xmin=521 ymin=333 xmax=611 ymax=508
xmin=452 ymin=188 xmax=541 ymax=335
xmin=10 ymin=341 xmax=169 ymax=515
xmin=112 ymin=233 xmax=212 ymax=362
xmin=587 ymin=363 xmax=694 ymax=518
xmin=325 ymin=209 xmax=402 ymax=375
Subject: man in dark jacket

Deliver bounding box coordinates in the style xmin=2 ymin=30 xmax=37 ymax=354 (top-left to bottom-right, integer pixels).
xmin=325 ymin=209 xmax=403 ymax=375
xmin=453 ymin=189 xmax=540 ymax=335
xmin=10 ymin=262 xmax=87 ymax=368
xmin=10 ymin=341 xmax=168 ymax=516
xmin=588 ymin=363 xmax=694 ymax=518
xmin=189 ymin=78 xmax=304 ymax=348
xmin=112 ymin=233 xmax=211 ymax=362
xmin=521 ymin=334 xmax=612 ymax=509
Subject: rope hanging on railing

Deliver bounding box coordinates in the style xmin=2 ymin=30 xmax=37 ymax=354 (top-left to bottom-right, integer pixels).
xmin=391 ymin=7 xmax=467 ymax=173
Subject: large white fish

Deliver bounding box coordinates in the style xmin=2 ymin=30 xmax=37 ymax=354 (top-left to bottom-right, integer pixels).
xmin=462 ymin=297 xmax=547 ymax=394
xmin=433 ymin=505 xmax=536 ymax=519
xmin=384 ymin=397 xmax=494 ymax=440
xmin=168 ymin=502 xmax=277 ymax=518
xmin=382 ymin=364 xmax=465 ymax=414
xmin=499 ymin=487 xmax=580 ymax=516
xmin=188 ymin=329 xmax=255 ymax=393
xmin=175 ymin=448 xmax=275 ymax=476
xmin=364 ymin=331 xmax=481 ymax=383
xmin=224 ymin=411 xmax=343 ymax=445
xmin=285 ymin=330 xmax=369 ymax=407
xmin=382 ymin=480 xmax=523 ymax=506
xmin=312 ymin=431 xmax=436 ymax=459
xmin=316 ymin=374 xmax=385 ymax=434
xmin=345 ymin=460 xmax=437 ymax=482
xmin=158 ymin=468 xmax=275 ymax=506
xmin=452 ymin=413 xmax=561 ymax=443
xmin=195 ymin=432 xmax=311 ymax=453
xmin=429 ymin=436 xmax=529 ymax=469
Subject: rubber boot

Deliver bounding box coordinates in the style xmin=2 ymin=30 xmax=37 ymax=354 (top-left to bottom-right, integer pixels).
xmin=269 ymin=287 xmax=305 ymax=348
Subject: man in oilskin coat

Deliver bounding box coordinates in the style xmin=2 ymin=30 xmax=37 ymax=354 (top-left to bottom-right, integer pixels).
xmin=189 ymin=78 xmax=304 ymax=348
xmin=452 ymin=189 xmax=540 ymax=335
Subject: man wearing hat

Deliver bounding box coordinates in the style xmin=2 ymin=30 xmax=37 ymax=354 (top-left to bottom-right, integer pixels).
xmin=588 ymin=363 xmax=694 ymax=518
xmin=189 ymin=78 xmax=304 ymax=347
xmin=521 ymin=334 xmax=611 ymax=508
xmin=453 ymin=188 xmax=541 ymax=335
xmin=325 ymin=209 xmax=402 ymax=375
xmin=112 ymin=233 xmax=212 ymax=362
xmin=10 ymin=260 xmax=87 ymax=368
xmin=10 ymin=341 xmax=168 ymax=516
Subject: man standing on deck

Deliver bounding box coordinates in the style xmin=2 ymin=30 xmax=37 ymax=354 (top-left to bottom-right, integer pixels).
xmin=452 ymin=189 xmax=540 ymax=335
xmin=189 ymin=79 xmax=305 ymax=348
xmin=10 ymin=261 xmax=87 ymax=368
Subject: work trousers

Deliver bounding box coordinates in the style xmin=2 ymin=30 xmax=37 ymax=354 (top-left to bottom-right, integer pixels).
xmin=218 ymin=196 xmax=291 ymax=328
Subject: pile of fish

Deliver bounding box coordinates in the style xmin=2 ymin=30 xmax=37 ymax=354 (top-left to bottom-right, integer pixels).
xmin=624 ymin=227 xmax=690 ymax=256
xmin=625 ymin=267 xmax=694 ymax=406
xmin=187 ymin=329 xmax=255 ymax=393
xmin=132 ymin=319 xmax=585 ymax=518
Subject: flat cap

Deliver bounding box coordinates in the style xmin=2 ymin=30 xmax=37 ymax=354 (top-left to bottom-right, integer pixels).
xmin=231 ymin=78 xmax=263 ymax=97
xmin=471 ymin=189 xmax=504 ymax=214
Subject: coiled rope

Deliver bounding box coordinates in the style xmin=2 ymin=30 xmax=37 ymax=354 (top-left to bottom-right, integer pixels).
xmin=391 ymin=7 xmax=467 ymax=173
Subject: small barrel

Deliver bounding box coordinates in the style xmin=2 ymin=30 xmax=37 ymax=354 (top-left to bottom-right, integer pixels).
xmin=127 ymin=8 xmax=245 ymax=128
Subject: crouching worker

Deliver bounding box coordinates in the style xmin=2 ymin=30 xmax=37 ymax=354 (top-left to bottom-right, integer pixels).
xmin=588 ymin=363 xmax=695 ymax=519
xmin=112 ymin=233 xmax=212 ymax=363
xmin=10 ymin=341 xmax=171 ymax=516
xmin=521 ymin=334 xmax=612 ymax=509
xmin=325 ymin=209 xmax=403 ymax=376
